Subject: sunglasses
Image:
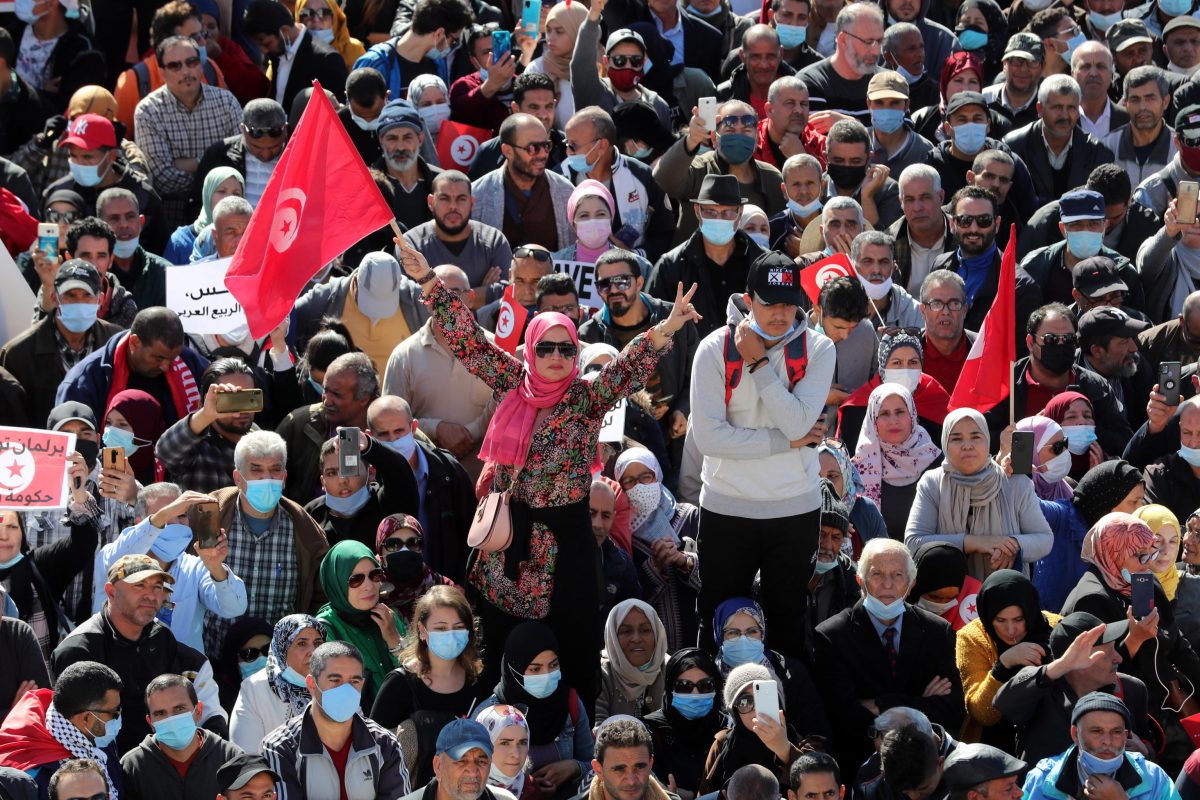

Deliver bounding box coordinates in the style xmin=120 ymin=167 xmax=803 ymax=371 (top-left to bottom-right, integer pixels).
xmin=718 ymin=114 xmax=759 ymax=132
xmin=1137 ymin=550 xmax=1160 ymax=566
xmin=163 ymin=55 xmax=202 ymax=72
xmin=44 ymin=209 xmax=79 ymax=224
xmin=534 ymin=341 xmax=578 ymax=358
xmin=382 ymin=536 xmax=423 ymax=553
xmin=238 ymin=645 xmax=271 ymax=663
xmin=348 ymin=568 xmax=388 ymax=588
xmin=513 ymin=140 xmax=553 ymax=155
xmin=732 ymin=694 xmax=756 ymax=713
xmin=608 ymin=53 xmax=645 ymax=69
xmin=1045 ymin=439 xmax=1069 ymax=456
xmin=596 ymin=275 xmax=635 ymax=293
xmin=673 ymin=677 xmax=716 ymax=694
xmin=299 ymin=6 xmax=334 ymax=19
xmin=243 ymin=125 xmax=285 ymax=139
xmin=1036 ymin=333 xmax=1078 ymax=347
xmin=954 ymin=213 xmax=994 ymax=229
xmin=514 ymin=246 xmax=552 ymax=262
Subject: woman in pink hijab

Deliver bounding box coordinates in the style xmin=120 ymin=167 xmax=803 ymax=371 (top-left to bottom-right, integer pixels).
xmin=395 ymin=236 xmax=699 ymax=740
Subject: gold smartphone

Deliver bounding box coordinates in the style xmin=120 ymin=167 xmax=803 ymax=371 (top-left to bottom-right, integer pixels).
xmin=214 ymin=388 xmax=264 ymax=414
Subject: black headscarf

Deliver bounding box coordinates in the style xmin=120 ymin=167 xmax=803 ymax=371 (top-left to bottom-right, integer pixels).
xmin=647 ymin=648 xmax=724 ymax=748
xmin=0 ymin=512 xmax=65 ymax=653
xmin=907 ymin=542 xmax=968 ymax=601
xmin=1072 ymin=460 xmax=1143 ymax=527
xmin=494 ymin=621 xmax=569 ymax=746
xmin=955 ymin=0 xmax=1007 ymax=76
xmin=216 ymin=616 xmax=274 ymax=708
xmin=976 ymin=569 xmax=1052 ymax=655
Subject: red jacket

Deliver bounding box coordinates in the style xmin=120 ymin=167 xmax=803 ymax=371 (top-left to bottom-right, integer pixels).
xmin=754 ymin=117 xmax=827 ymax=170
xmin=449 ymin=72 xmax=510 ymax=137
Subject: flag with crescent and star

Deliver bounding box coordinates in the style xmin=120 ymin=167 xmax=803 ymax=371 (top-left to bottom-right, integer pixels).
xmin=224 ymin=81 xmax=395 ymax=339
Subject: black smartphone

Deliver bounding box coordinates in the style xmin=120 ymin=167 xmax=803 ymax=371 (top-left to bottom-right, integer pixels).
xmin=338 ymin=427 xmax=360 ymax=477
xmin=192 ymin=501 xmax=220 ymax=549
xmin=1161 ymin=361 xmax=1182 ymax=406
xmin=1010 ymin=431 xmax=1034 ymax=476
xmin=1131 ymin=572 xmax=1155 ymax=619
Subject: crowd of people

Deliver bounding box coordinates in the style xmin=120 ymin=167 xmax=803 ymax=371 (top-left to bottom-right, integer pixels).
xmin=9 ymin=0 xmax=1200 ymax=798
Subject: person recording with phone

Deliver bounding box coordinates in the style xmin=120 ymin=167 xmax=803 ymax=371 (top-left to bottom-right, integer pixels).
xmin=89 ymin=483 xmax=246 ymax=654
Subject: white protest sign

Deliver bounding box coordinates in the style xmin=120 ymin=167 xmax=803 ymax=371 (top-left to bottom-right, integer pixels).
xmin=0 ymin=242 xmax=38 ymax=344
xmin=0 ymin=427 xmax=76 ymax=511
xmin=600 ymin=400 xmax=626 ymax=442
xmin=553 ymin=260 xmax=601 ymax=312
xmin=166 ymin=258 xmax=248 ymax=335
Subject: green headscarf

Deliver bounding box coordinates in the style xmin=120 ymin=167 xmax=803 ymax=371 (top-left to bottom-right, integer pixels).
xmin=315 ymin=540 xmax=406 ymax=706
xmin=193 ymin=167 xmax=245 ymax=234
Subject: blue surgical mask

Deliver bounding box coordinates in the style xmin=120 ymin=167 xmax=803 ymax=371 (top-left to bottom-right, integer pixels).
xmin=775 ymin=23 xmax=807 ymax=48
xmin=308 ymin=377 xmax=325 ymax=396
xmin=1180 ymin=444 xmax=1200 ymax=467
xmin=1063 ymin=31 xmax=1086 ymax=63
xmin=1161 ymin=0 xmax=1192 ymax=15
xmin=427 ymin=43 xmax=453 ymax=61
xmin=113 ymin=236 xmax=140 ymax=259
xmin=313 ymin=27 xmax=336 ymax=43
xmin=720 ymin=635 xmax=765 ymax=667
xmin=1062 ymin=425 xmax=1097 ymax=455
xmin=748 ymin=232 xmax=770 ymax=248
xmin=871 ymin=107 xmax=905 ymax=134
xmin=1087 ymin=10 xmax=1122 ymax=31
xmin=523 ymin=669 xmax=561 ymax=698
xmin=956 ymin=28 xmax=988 ymax=50
xmin=0 ymin=552 xmax=25 ymax=569
xmin=58 ymin=302 xmax=99 ymax=333
xmin=350 ymin=112 xmax=380 ymax=132
xmin=896 ymin=64 xmax=922 ymax=84
xmin=863 ymin=594 xmax=907 ymax=620
xmin=386 ymin=432 xmax=417 ymax=459
xmin=631 ymin=145 xmax=654 ymax=160
xmin=718 ymin=132 xmax=757 ymax=165
xmin=479 ymin=67 xmax=489 ymax=82
xmin=102 ymin=426 xmax=140 ymax=455
xmin=240 ymin=654 xmax=268 ymax=679
xmin=244 ymin=479 xmax=284 ymax=514
xmin=151 ymin=522 xmax=193 ymax=563
xmin=788 ymin=196 xmax=822 ymax=218
xmin=565 ymin=140 xmax=598 ymax=174
xmin=1066 ymin=230 xmax=1103 ymax=259
xmin=318 ymin=682 xmax=361 ymax=722
xmin=1079 ymin=748 xmax=1124 ymax=775
xmin=813 ymin=557 xmax=838 ymax=574
xmin=1120 ymin=567 xmax=1133 ymax=583
xmin=68 ymin=159 xmax=106 ymax=188
xmin=671 ymin=691 xmax=715 ymax=719
xmin=153 ymin=710 xmax=198 ymax=749
xmin=427 ymin=629 xmax=470 ymax=660
xmin=952 ymin=122 xmax=988 ymax=155
xmin=325 ymin=484 xmax=370 ymax=516
xmin=282 ymin=666 xmax=308 ymax=687
xmin=699 ymin=218 xmax=737 ymax=246
xmin=14 ymin=0 xmax=43 ymax=23
xmin=748 ymin=317 xmax=797 ymax=341
xmin=91 ymin=712 xmax=122 ymax=749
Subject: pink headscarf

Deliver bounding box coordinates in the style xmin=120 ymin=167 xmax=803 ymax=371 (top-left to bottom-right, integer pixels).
xmin=1015 ymin=415 xmax=1072 ymax=502
xmin=852 ymin=383 xmax=942 ymax=505
xmin=479 ymin=312 xmax=580 ymax=469
xmin=1080 ymin=512 xmax=1154 ymax=597
xmin=568 ymin=179 xmax=616 ymax=263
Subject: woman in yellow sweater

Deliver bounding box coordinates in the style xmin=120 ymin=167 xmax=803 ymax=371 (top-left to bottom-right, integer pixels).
xmin=956 ymin=569 xmax=1060 ymax=748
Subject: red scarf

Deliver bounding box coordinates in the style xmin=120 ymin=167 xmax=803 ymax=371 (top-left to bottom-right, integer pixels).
xmin=105 ymin=334 xmax=202 ymax=421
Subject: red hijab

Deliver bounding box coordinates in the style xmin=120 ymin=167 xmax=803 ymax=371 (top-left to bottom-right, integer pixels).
xmin=939 ymin=51 xmax=984 ymax=107
xmin=104 ymin=389 xmax=165 ymax=484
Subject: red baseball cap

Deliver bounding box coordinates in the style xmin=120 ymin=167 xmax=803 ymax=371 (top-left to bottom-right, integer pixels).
xmin=58 ymin=113 xmax=117 ymax=151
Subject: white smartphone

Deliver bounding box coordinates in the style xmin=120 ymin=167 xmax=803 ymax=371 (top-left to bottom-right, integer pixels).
xmin=751 ymin=679 xmax=780 ymax=724
xmin=699 ymin=97 xmax=718 ymax=133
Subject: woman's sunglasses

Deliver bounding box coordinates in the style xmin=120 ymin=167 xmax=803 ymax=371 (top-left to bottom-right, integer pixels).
xmin=238 ymin=645 xmax=270 ymax=662
xmin=1044 ymin=440 xmax=1069 ymax=456
xmin=348 ymin=568 xmax=387 ymax=588
xmin=732 ymin=693 xmax=756 ymax=713
xmin=382 ymin=536 xmax=424 ymax=553
xmin=534 ymin=341 xmax=578 ymax=359
xmin=673 ymin=677 xmax=716 ymax=694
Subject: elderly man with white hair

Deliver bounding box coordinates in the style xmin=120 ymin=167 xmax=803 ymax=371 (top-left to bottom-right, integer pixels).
xmin=814 ymin=537 xmax=964 ymax=774
xmin=1072 ymin=41 xmax=1128 ymax=140
xmin=797 ymin=195 xmax=864 ymax=267
xmin=203 ymin=430 xmax=330 ymax=655
xmin=887 ymin=164 xmax=950 ymax=294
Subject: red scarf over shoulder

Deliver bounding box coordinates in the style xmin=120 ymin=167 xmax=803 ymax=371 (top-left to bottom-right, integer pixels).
xmin=105 ymin=334 xmax=202 ymax=420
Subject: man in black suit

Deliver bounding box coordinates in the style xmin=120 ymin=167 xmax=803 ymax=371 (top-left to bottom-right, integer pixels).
xmin=243 ymin=0 xmax=348 ymax=113
xmin=814 ymin=538 xmax=964 ymax=776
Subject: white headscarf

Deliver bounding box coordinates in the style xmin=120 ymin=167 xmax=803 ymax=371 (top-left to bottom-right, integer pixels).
xmin=602 ymin=599 xmax=668 ymax=704
xmin=852 ymin=383 xmax=941 ymax=505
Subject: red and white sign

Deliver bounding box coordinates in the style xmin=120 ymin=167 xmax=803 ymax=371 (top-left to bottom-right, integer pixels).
xmin=0 ymin=427 xmax=76 ymax=511
xmin=437 ymin=120 xmax=493 ymax=170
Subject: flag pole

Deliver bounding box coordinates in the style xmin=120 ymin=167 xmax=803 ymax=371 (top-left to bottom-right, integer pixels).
xmin=389 ymin=219 xmax=404 ymax=239
xmin=1009 ymin=360 xmax=1016 ymax=428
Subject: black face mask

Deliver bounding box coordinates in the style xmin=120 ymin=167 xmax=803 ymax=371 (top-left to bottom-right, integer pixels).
xmin=384 ymin=549 xmax=425 ymax=583
xmin=1038 ymin=342 xmax=1077 ymax=375
xmin=826 ymin=163 xmax=867 ymax=190
xmin=75 ymin=438 xmax=99 ymax=472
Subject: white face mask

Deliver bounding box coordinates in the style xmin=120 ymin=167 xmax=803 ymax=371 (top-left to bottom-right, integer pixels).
xmin=1039 ymin=448 xmax=1072 ymax=483
xmin=881 ymin=367 xmax=921 ymax=393
xmin=917 ymin=596 xmax=958 ymax=614
xmin=860 ymin=275 xmax=893 ymax=301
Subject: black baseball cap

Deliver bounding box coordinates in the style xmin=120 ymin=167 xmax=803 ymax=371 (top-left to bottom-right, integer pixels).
xmin=1071 ymin=256 xmax=1127 ymax=297
xmin=945 ymin=91 xmax=988 ymax=117
xmin=54 ymin=259 xmax=100 ymax=296
xmin=217 ymin=754 xmax=281 ymax=794
xmin=747 ymin=251 xmax=802 ymax=306
xmin=1078 ymin=306 xmax=1150 ymax=340
xmin=1048 ymin=611 xmax=1128 ymax=659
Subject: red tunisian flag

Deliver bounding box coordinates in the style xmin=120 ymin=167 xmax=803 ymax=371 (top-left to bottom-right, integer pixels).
xmin=799 ymin=253 xmax=854 ymax=306
xmin=494 ymin=284 xmax=528 ymax=353
xmin=437 ymin=119 xmax=493 ymax=172
xmin=224 ymin=82 xmax=395 ymax=339
xmin=947 ymin=225 xmax=1017 ymax=413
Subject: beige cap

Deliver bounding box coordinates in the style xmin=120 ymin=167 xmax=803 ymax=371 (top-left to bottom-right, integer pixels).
xmin=867 ymin=70 xmax=909 ymax=101
xmin=107 ymin=554 xmax=175 ymax=585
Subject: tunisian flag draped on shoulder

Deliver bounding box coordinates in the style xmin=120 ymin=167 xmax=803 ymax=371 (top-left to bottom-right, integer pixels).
xmin=947 ymin=224 xmax=1017 ymax=413
xmin=224 ymin=81 xmax=395 ymax=339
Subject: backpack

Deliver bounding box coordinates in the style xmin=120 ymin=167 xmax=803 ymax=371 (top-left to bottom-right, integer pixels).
xmin=723 ymin=322 xmax=808 ymax=404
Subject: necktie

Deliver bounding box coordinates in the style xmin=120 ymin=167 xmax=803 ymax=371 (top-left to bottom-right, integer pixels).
xmin=883 ymin=626 xmax=898 ymax=676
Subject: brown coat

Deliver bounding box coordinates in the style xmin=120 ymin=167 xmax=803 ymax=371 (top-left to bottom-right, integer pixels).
xmin=211 ymin=486 xmax=330 ymax=615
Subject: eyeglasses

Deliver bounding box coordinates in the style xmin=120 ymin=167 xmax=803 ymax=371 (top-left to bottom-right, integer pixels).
xmin=674 ymin=677 xmax=717 ymax=694
xmin=698 ymin=207 xmax=740 ymax=221
xmin=722 ymin=625 xmax=763 ymax=640
xmin=540 ymin=302 xmax=579 ymax=314
xmin=954 ymin=213 xmax=994 ymax=229
xmin=512 ymin=140 xmax=553 ymax=155
xmin=881 ymin=326 xmax=921 ymax=338
xmin=238 ymin=645 xmax=271 ymax=662
xmin=565 ymin=138 xmax=599 ymax=154
xmin=87 ymin=707 xmax=121 ymax=720
xmin=619 ymin=472 xmax=657 ymax=490
xmin=1056 ymin=24 xmax=1082 ymax=39
xmin=1137 ymin=550 xmax=1160 ymax=565
xmin=44 ymin=209 xmax=79 ymax=224
xmin=514 ymin=246 xmax=552 ymax=262
xmin=163 ymin=55 xmax=202 ymax=72
xmin=717 ymin=114 xmax=759 ymax=132
xmin=347 ymin=568 xmax=388 ymax=588
xmin=732 ymin=694 xmax=756 ymax=713
xmin=924 ymin=299 xmax=964 ymax=312
xmin=299 ymin=7 xmax=334 ymax=20
xmin=533 ymin=341 xmax=578 ymax=358
xmin=596 ymin=275 xmax=635 ymax=293
xmin=1036 ymin=333 xmax=1078 ymax=347
xmin=382 ymin=535 xmax=424 ymax=553
xmin=243 ymin=124 xmax=285 ymax=139
xmin=608 ymin=53 xmax=646 ymax=69
xmin=844 ymin=30 xmax=885 ymax=48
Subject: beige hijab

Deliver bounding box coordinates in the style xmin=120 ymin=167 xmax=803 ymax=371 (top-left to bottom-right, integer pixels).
xmin=542 ymin=2 xmax=588 ymax=84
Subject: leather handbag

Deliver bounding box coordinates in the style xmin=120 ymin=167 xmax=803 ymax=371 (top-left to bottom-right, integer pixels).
xmin=468 ymin=487 xmax=512 ymax=552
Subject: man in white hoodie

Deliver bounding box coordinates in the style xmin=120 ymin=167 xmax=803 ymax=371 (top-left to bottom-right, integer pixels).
xmin=690 ymin=251 xmax=836 ymax=659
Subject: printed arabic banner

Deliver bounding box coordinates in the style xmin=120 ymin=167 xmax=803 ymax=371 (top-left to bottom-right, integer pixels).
xmin=166 ymin=258 xmax=248 ymax=335
xmin=0 ymin=427 xmax=76 ymax=511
